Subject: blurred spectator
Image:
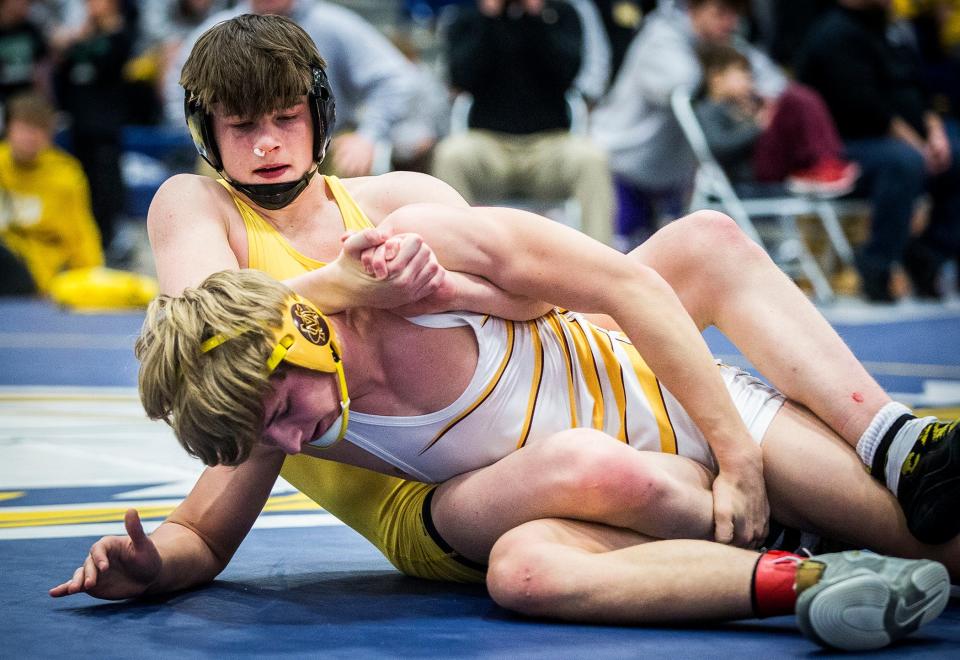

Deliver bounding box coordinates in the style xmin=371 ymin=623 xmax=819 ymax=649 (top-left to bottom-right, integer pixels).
xmin=591 ymin=0 xmax=647 ymax=79
xmin=432 ymin=0 xmax=615 ymax=246
xmin=0 ymin=0 xmax=51 ymax=127
xmin=796 ymin=0 xmax=960 ymax=301
xmin=749 ymin=0 xmax=833 ymax=66
xmin=694 ymin=42 xmax=858 ymax=195
xmin=164 ymin=0 xmax=420 ymax=178
xmin=51 ymin=0 xmax=134 ymax=250
xmin=591 ymin=0 xmax=785 ymax=245
xmin=140 ymin=0 xmax=227 ymax=52
xmin=893 ymin=0 xmax=960 ymax=118
xmin=130 ymin=1 xmax=227 ymax=124
xmin=0 ymin=92 xmax=103 ymax=295
xmin=567 ymin=0 xmax=613 ymax=103
xmin=387 ymin=31 xmax=451 ymax=173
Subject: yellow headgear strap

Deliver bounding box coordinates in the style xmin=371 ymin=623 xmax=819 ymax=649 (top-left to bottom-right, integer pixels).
xmin=200 ymin=293 xmax=349 ymax=445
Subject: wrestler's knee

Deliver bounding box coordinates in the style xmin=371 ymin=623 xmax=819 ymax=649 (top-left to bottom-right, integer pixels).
xmin=674 ymin=210 xmax=766 ymax=264
xmin=486 ymin=522 xmax=571 ymax=616
xmin=534 ymin=430 xmax=673 ymax=517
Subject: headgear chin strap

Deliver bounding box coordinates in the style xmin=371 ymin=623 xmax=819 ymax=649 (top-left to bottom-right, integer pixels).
xmin=227 ymin=164 xmax=320 ymax=211
xmin=184 ymin=66 xmax=336 ymax=210
xmin=201 ymin=293 xmax=349 ymax=447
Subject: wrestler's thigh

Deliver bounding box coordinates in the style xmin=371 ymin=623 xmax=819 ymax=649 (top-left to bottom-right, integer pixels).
xmin=762 ymin=401 xmax=907 ymax=548
xmin=431 ymin=430 xmax=711 ymax=563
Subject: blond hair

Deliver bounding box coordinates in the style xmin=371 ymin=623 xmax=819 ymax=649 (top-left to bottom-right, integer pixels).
xmin=136 ymin=269 xmax=292 ymax=466
xmin=180 ymin=13 xmax=327 ymax=118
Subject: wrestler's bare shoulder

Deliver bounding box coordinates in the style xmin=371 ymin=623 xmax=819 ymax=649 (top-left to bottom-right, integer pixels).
xmin=339 ymin=171 xmax=469 ymax=223
xmin=149 ymin=173 xmax=235 ymax=223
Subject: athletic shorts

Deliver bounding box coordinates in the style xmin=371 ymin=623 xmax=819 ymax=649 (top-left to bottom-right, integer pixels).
xmin=380 ymin=481 xmax=487 ymax=584
xmin=279 ymin=455 xmax=487 ymax=584
xmin=663 ymin=363 xmax=786 ymax=472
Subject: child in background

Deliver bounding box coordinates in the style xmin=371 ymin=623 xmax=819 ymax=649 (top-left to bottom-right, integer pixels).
xmin=0 ymin=92 xmax=103 ymax=295
xmin=694 ymin=42 xmax=858 ymax=196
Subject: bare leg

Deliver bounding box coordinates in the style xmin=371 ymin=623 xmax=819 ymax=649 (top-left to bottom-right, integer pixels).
xmin=631 ymin=211 xmax=890 ymax=445
xmin=761 ymin=401 xmax=959 ymax=577
xmin=486 ymin=519 xmax=757 ymax=623
xmin=435 ymin=401 xmax=958 ymax=575
xmin=432 ymin=429 xmax=715 ymax=563
xmin=487 ymin=517 xmax=951 ymax=652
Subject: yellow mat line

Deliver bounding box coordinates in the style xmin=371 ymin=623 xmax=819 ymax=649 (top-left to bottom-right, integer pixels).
xmin=915 ymin=407 xmax=960 ymax=418
xmin=0 ymin=493 xmax=320 ymax=528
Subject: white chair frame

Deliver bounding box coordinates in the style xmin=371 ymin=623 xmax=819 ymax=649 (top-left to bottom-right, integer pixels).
xmin=670 ymin=86 xmax=859 ymax=302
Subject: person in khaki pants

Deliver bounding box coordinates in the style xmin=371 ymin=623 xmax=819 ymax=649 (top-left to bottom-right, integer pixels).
xmin=432 ymin=0 xmax=614 ymax=246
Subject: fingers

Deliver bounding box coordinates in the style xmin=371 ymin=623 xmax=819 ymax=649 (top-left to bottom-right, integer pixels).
xmin=82 ymin=553 xmax=100 ymax=591
xmin=124 ymin=509 xmax=148 ymax=552
xmin=419 ymin=257 xmax=447 ymax=293
xmin=363 ymin=234 xmax=430 ymax=282
xmin=342 ymin=228 xmax=387 ymax=261
xmin=714 ymin=513 xmax=735 ymax=545
xmin=49 ymin=559 xmax=98 ymax=598
xmin=718 ymin=513 xmax=769 ymax=549
xmin=90 ymin=542 xmax=110 ymax=573
xmin=361 ymin=242 xmax=393 ymax=279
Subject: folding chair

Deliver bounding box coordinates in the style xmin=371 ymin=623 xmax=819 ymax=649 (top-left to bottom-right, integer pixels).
xmin=670 ymin=86 xmax=858 ymax=302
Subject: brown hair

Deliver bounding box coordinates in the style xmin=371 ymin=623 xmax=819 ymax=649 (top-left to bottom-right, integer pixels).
xmin=136 ymin=269 xmax=292 ymax=466
xmin=697 ymin=42 xmax=750 ymax=81
xmin=688 ymin=0 xmax=749 ymax=13
xmin=5 ymin=92 xmax=58 ymax=131
xmin=180 ymin=13 xmax=326 ymax=118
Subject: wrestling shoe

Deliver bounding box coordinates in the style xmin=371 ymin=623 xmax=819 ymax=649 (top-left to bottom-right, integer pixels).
xmin=795 ymin=550 xmax=949 ymax=651
xmin=897 ymin=420 xmax=960 ymax=544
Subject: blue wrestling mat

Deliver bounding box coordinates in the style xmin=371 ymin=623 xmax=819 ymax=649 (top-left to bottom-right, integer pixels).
xmin=2 ymin=297 xmax=959 ymax=658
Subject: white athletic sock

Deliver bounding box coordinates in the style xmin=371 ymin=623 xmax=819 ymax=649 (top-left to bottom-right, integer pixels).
xmin=885 ymin=416 xmax=938 ymax=496
xmin=856 ymin=401 xmax=913 ymax=468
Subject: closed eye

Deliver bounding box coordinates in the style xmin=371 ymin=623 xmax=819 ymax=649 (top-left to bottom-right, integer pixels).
xmin=263 ymin=398 xmax=288 ymax=431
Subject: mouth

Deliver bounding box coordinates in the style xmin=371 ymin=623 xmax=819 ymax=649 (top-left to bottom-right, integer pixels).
xmin=307 ymin=418 xmax=327 ymax=446
xmin=253 ymin=164 xmax=290 ymax=180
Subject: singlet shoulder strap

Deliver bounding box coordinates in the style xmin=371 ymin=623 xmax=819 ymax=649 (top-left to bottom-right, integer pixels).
xmin=215 ymin=179 xmax=324 ymax=272
xmin=323 ymin=175 xmax=376 ymax=231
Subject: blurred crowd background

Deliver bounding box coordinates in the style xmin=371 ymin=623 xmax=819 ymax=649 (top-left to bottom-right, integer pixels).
xmin=2 ymin=0 xmax=959 ymax=304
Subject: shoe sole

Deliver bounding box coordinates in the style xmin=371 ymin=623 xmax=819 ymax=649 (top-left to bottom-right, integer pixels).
xmin=799 ymin=562 xmax=949 ymax=651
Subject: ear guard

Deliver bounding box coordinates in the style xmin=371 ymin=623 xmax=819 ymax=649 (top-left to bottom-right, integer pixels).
xmin=200 ymin=293 xmax=349 ymax=446
xmin=183 ymin=65 xmax=337 ymax=172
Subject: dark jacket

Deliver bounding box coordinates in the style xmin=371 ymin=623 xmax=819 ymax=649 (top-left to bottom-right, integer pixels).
xmin=794 ymin=6 xmax=929 ymax=140
xmin=446 ymin=1 xmax=583 ymax=134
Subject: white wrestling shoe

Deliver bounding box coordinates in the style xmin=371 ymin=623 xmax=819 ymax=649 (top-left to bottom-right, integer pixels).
xmin=795 ymin=550 xmax=950 ymax=651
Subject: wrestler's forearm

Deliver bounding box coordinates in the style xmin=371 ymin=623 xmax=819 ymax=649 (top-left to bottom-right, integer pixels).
xmin=284 ymin=265 xmax=354 ymax=315
xmin=448 ymin=272 xmax=553 ymax=321
xmin=602 ymin=270 xmax=758 ymax=465
xmin=141 ymin=521 xmax=227 ymax=595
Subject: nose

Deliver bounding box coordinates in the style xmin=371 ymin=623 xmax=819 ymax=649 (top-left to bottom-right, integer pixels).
xmin=252 ymin=131 xmax=281 ymax=157
xmin=261 ymin=423 xmax=303 ymax=455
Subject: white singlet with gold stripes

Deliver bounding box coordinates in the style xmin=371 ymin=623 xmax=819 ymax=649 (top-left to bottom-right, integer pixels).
xmin=342 ymin=310 xmax=784 ymax=483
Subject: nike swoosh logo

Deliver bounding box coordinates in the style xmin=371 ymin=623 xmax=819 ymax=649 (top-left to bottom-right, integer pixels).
xmin=894 ymin=590 xmax=943 ymax=627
